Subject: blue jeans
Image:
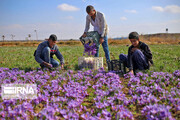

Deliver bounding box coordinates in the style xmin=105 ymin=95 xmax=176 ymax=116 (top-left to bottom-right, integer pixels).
xmin=119 ymin=50 xmax=148 ymax=70
xmin=41 ymin=47 xmax=59 ymax=67
xmin=95 ymin=36 xmax=110 ymax=62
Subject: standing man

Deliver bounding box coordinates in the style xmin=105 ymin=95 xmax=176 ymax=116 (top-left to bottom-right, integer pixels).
xmin=34 ymin=34 xmax=64 ymax=69
xmin=82 ymin=5 xmax=110 ymax=63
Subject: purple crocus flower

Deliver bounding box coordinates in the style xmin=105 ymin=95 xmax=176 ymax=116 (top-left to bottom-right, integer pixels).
xmin=141 ymin=104 xmax=175 ymax=120
xmin=83 ymin=43 xmax=97 ymax=56
xmin=81 ymin=112 xmax=91 ymax=119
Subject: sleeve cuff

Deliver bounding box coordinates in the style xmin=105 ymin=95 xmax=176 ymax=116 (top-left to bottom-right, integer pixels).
xmin=40 ymin=61 xmax=44 ymax=65
xmin=128 ymin=67 xmax=133 ymax=70
xmin=101 ymin=35 xmax=104 ymax=38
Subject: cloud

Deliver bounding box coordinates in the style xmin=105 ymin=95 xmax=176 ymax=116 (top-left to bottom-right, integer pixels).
xmin=152 ymin=5 xmax=180 ymax=13
xmin=120 ymin=17 xmax=127 ymax=21
xmin=152 ymin=6 xmax=164 ymax=12
xmin=125 ymin=10 xmax=137 ymax=13
xmin=57 ymin=3 xmax=80 ymax=11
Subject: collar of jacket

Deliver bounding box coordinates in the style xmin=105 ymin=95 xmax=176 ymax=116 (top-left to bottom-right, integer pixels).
xmin=139 ymin=41 xmax=143 ymax=46
xmin=138 ymin=41 xmax=143 ymax=48
xmin=47 ymin=41 xmax=55 ymax=48
xmin=131 ymin=41 xmax=142 ymax=48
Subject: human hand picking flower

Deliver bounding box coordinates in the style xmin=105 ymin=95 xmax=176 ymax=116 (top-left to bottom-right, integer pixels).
xmin=129 ymin=70 xmax=134 ymax=75
xmin=82 ymin=33 xmax=87 ymax=38
xmin=61 ymin=64 xmax=64 ymax=70
xmin=131 ymin=47 xmax=139 ymax=53
xmin=42 ymin=61 xmax=52 ymax=68
xmin=99 ymin=37 xmax=104 ymax=44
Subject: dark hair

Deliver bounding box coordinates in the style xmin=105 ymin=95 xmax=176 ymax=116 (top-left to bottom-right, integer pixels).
xmin=128 ymin=32 xmax=139 ymax=40
xmin=49 ymin=34 xmax=57 ymax=41
xmin=86 ymin=5 xmax=94 ymax=13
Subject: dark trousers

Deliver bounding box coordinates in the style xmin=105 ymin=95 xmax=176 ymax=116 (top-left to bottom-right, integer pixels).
xmin=40 ymin=47 xmax=59 ymax=67
xmin=119 ymin=50 xmax=148 ymax=70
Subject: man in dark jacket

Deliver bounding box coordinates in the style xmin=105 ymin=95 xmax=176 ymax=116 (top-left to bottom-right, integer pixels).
xmin=119 ymin=32 xmax=153 ymax=74
xmin=34 ymin=34 xmax=64 ymax=69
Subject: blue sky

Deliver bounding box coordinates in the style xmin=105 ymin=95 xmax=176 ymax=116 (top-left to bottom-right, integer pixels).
xmin=0 ymin=0 xmax=180 ymax=40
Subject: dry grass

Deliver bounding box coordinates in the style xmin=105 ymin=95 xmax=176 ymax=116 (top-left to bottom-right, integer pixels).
xmin=0 ymin=41 xmax=40 ymax=47
xmin=109 ymin=33 xmax=180 ymax=45
xmin=0 ymin=33 xmax=180 ymax=46
xmin=0 ymin=40 xmax=82 ymax=47
xmin=58 ymin=40 xmax=82 ymax=46
xmin=108 ymin=38 xmax=130 ymax=45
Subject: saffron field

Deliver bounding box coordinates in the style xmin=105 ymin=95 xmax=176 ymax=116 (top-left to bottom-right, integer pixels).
xmin=0 ymin=44 xmax=180 ymax=119
xmin=0 ymin=45 xmax=179 ymax=72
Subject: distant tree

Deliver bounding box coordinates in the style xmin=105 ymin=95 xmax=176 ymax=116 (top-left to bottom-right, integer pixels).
xmin=166 ymin=28 xmax=168 ymax=33
xmin=34 ymin=30 xmax=38 ymax=41
xmin=2 ymin=35 xmax=5 ymax=41
xmin=28 ymin=34 xmax=31 ymax=40
xmin=11 ymin=34 xmax=15 ymax=40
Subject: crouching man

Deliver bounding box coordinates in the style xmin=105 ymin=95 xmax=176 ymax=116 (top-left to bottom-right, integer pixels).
xmin=119 ymin=32 xmax=153 ymax=74
xmin=34 ymin=34 xmax=64 ymax=69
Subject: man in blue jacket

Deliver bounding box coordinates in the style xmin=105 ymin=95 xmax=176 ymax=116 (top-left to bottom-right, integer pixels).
xmin=34 ymin=34 xmax=64 ymax=69
xmin=119 ymin=32 xmax=153 ymax=74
